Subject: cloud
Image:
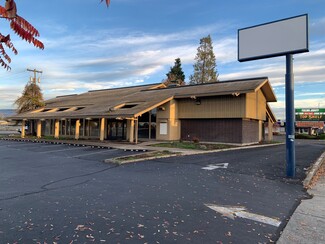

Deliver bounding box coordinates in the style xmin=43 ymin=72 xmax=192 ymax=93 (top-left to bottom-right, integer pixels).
xmin=296 ymin=92 xmax=325 ymax=97
xmin=2 ymin=15 xmax=325 ymax=118
xmin=0 ymin=87 xmax=21 ymax=108
xmin=310 ymin=17 xmax=325 ymax=37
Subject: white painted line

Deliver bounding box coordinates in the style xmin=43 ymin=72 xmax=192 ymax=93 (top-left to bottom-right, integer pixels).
xmin=202 ymin=163 xmax=229 ymax=170
xmin=0 ymin=144 xmax=13 ymax=148
xmin=37 ymin=144 xmax=69 ymax=148
xmin=205 ymin=204 xmax=281 ymax=227
xmin=7 ymin=143 xmax=41 ymax=147
xmin=71 ymin=149 xmax=118 ymax=158
xmin=38 ymin=147 xmax=86 ymax=154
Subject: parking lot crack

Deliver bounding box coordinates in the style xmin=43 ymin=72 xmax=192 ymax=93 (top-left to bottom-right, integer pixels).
xmin=0 ymin=164 xmax=119 ymax=202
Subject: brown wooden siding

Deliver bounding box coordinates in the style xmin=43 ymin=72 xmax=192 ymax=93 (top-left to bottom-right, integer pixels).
xmin=177 ymin=95 xmax=245 ymax=119
xmin=246 ymin=91 xmax=266 ymax=120
xmin=181 ymin=119 xmax=243 ymax=143
xmin=180 ymin=118 xmax=259 ymax=144
xmin=257 ymin=90 xmax=267 ymax=120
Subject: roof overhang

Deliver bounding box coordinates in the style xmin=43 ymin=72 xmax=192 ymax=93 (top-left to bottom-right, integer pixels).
xmin=266 ymin=103 xmax=277 ymax=123
xmin=255 ymin=78 xmax=277 ymax=102
xmin=134 ymin=96 xmax=174 ymax=117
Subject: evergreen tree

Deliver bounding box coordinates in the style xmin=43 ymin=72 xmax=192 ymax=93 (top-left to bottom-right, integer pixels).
xmin=14 ymin=81 xmax=45 ymax=114
xmin=164 ymin=58 xmax=186 ymax=86
xmin=189 ymin=35 xmax=219 ymax=84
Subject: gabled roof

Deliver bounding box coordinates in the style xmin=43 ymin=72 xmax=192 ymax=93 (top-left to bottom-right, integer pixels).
xmin=8 ymin=77 xmax=276 ymax=120
xmin=159 ymin=77 xmax=276 ymax=102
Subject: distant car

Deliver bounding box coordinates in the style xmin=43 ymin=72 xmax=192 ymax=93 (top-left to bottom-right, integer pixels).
xmin=316 ymin=128 xmax=324 ymax=135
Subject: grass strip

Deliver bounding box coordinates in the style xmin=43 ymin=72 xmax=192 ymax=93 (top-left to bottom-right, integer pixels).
xmin=113 ymin=150 xmax=180 ymax=164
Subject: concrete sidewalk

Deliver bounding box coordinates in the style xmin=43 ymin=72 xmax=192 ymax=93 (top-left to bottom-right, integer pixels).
xmin=2 ymin=137 xmax=284 ymax=156
xmin=277 ymin=161 xmax=325 ymax=244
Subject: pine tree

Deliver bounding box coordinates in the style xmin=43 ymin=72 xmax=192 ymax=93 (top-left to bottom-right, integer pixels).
xmin=14 ymin=81 xmax=45 ymax=114
xmin=189 ymin=35 xmax=219 ymax=84
xmin=164 ymin=58 xmax=186 ymax=86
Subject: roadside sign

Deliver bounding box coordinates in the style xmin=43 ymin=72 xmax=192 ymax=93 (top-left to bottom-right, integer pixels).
xmin=238 ymin=14 xmax=308 ymax=62
xmin=238 ymin=14 xmax=309 ymax=178
xmin=295 ymin=108 xmax=325 ymax=121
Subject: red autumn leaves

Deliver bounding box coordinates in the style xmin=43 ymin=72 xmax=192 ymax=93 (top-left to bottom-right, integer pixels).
xmin=101 ymin=0 xmax=111 ymax=7
xmin=0 ymin=0 xmax=44 ymax=70
xmin=0 ymin=0 xmax=110 ymax=70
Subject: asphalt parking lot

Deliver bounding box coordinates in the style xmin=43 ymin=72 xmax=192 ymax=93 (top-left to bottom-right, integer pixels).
xmin=1 ymin=139 xmax=144 ymax=162
xmin=0 ymin=139 xmax=325 ymax=243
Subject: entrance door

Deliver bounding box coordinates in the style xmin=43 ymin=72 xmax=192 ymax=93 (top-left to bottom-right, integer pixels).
xmin=107 ymin=120 xmax=126 ymax=140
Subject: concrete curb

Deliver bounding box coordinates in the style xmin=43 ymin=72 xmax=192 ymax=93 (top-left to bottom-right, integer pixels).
xmin=104 ymin=152 xmax=182 ymax=165
xmin=105 ymin=143 xmax=284 ymax=165
xmin=2 ymin=137 xmax=284 ymax=163
xmin=303 ymin=151 xmax=325 ymax=188
xmin=143 ymin=142 xmax=284 ymax=156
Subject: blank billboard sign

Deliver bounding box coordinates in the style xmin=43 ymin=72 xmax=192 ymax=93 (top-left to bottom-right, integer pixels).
xmin=238 ymin=14 xmax=309 ymax=62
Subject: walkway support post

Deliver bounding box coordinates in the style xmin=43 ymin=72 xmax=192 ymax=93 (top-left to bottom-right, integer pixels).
xmin=285 ymin=54 xmax=296 ymax=177
xmin=268 ymin=117 xmax=273 ymax=142
xmin=54 ymin=119 xmax=60 ymax=139
xmin=149 ymin=111 xmax=152 ymax=140
xmin=21 ymin=120 xmax=26 ymax=138
xmin=75 ymin=119 xmax=80 ymax=140
xmin=135 ymin=118 xmax=138 ymax=144
xmin=129 ymin=119 xmax=134 ymax=143
xmin=36 ymin=120 xmax=42 ymax=138
xmin=100 ymin=118 xmax=105 ymax=141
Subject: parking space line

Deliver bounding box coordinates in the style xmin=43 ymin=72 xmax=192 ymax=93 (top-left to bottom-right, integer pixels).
xmin=37 ymin=144 xmax=71 ymax=148
xmin=38 ymin=147 xmax=86 ymax=153
xmin=0 ymin=144 xmax=35 ymax=149
xmin=0 ymin=144 xmax=12 ymax=147
xmin=71 ymin=149 xmax=118 ymax=158
xmin=7 ymin=143 xmax=41 ymax=148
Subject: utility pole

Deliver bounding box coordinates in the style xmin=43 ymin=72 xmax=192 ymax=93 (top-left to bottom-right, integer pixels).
xmin=27 ymin=68 xmax=42 ymax=83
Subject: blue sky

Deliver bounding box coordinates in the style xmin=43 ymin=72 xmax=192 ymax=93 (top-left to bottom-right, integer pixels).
xmin=0 ymin=0 xmax=325 ymax=119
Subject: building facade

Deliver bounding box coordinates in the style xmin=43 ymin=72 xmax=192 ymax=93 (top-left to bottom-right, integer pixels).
xmin=9 ymin=77 xmax=277 ymax=144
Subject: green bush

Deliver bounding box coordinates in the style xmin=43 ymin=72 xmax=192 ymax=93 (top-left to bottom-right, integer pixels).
xmin=295 ymin=133 xmax=325 ymax=140
xmin=192 ymin=137 xmax=200 ymax=143
xmin=295 ymin=134 xmax=318 ymax=139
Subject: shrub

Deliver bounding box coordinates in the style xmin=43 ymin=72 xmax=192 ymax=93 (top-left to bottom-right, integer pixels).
xmin=295 ymin=134 xmax=317 ymax=139
xmin=192 ymin=137 xmax=200 ymax=143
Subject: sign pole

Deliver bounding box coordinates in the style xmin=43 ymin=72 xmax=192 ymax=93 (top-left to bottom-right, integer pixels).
xmin=285 ymin=54 xmax=296 ymax=177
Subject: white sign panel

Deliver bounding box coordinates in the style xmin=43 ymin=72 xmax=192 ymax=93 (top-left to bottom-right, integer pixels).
xmin=238 ymin=14 xmax=308 ymax=62
xmin=159 ymin=122 xmax=167 ymax=135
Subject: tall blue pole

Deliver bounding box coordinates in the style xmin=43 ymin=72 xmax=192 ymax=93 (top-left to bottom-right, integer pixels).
xmin=285 ymin=54 xmax=296 ymax=177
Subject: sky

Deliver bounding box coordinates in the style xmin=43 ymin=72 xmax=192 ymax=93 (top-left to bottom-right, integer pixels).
xmin=0 ymin=0 xmax=325 ymax=120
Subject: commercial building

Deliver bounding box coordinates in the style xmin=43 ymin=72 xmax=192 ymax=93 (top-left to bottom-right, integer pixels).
xmin=295 ymin=108 xmax=325 ymax=135
xmin=9 ymin=77 xmax=277 ymax=144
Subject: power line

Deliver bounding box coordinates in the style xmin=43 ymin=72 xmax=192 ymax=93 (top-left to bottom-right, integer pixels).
xmin=0 ymin=70 xmax=26 ymax=78
xmin=27 ymin=68 xmax=43 ymax=84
